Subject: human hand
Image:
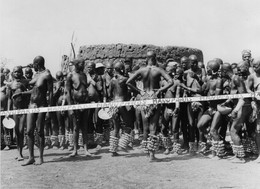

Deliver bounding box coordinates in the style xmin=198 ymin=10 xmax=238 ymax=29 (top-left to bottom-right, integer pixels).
xmin=5 ymin=113 xmax=10 ymax=119
xmin=90 ymin=79 xmax=96 ymax=86
xmin=68 ymin=110 xmax=74 ymax=117
xmin=173 ymin=108 xmax=179 ymax=117
xmin=12 ymin=92 xmax=22 ymax=99
xmin=231 ymin=110 xmax=238 ymax=119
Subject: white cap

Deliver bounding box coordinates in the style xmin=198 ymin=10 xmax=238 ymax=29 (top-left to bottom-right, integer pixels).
xmin=96 ymin=63 xmax=105 ymax=69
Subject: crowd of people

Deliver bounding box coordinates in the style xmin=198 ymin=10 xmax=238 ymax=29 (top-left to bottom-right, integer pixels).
xmin=1 ymin=49 xmax=260 ymax=166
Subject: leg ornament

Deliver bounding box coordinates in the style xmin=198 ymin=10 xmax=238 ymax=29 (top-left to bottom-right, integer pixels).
xmin=109 ymin=136 xmax=119 ymax=153
xmin=44 ymin=136 xmax=51 ymax=150
xmin=147 ymin=134 xmax=159 ymax=152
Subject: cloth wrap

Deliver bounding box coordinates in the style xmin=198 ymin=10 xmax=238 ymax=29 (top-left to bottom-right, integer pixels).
xmin=139 ymin=91 xmax=159 ymax=118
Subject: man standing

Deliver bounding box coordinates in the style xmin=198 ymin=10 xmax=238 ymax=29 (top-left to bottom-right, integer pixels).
xmin=180 ymin=55 xmax=204 ymax=155
xmin=7 ymin=66 xmax=30 ymax=160
xmin=66 ymin=59 xmax=91 ymax=157
xmin=108 ymin=62 xmax=134 ymax=156
xmin=22 ymin=56 xmax=53 ymax=166
xmin=229 ymin=61 xmax=255 ymax=163
xmin=248 ymin=57 xmax=260 ymax=162
xmin=126 ymin=51 xmax=173 ymax=162
xmin=197 ymin=60 xmax=224 ymax=156
xmin=242 ymin=49 xmax=254 ymax=74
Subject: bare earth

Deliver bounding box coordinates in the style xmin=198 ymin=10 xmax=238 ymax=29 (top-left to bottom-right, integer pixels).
xmin=1 ymin=145 xmax=260 ymax=189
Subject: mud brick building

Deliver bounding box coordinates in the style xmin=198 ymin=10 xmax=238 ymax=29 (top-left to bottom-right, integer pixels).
xmin=62 ymin=44 xmax=203 ymax=73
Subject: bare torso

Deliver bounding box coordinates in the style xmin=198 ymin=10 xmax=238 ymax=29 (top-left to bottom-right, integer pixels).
xmin=232 ymin=75 xmax=252 ymax=105
xmin=184 ymin=69 xmax=202 ymax=96
xmin=54 ymin=81 xmax=66 ymax=106
xmin=9 ymin=79 xmax=29 ymax=109
xmin=29 ymin=70 xmax=51 ymax=106
xmin=139 ymin=66 xmax=163 ymax=91
xmin=0 ymin=85 xmax=8 ymax=111
xmin=69 ymin=72 xmax=88 ymax=104
xmin=87 ymin=74 xmax=102 ymax=102
xmin=110 ymin=74 xmax=128 ymax=101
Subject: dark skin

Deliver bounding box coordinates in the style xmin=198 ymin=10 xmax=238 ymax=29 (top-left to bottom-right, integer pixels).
xmin=21 ymin=56 xmax=53 ymax=166
xmin=126 ymin=51 xmax=173 ymax=161
xmin=162 ymin=68 xmax=187 ymax=154
xmin=180 ymin=55 xmax=203 ymax=144
xmin=248 ymin=58 xmax=260 ymax=162
xmin=197 ymin=61 xmax=223 ymax=145
xmin=243 ymin=53 xmax=254 ymax=74
xmin=108 ymin=62 xmax=132 ymax=156
xmin=229 ymin=62 xmax=254 ymax=162
xmin=3 ymin=68 xmax=10 ymax=81
xmin=103 ymin=62 xmax=114 ymax=101
xmin=24 ymin=68 xmax=33 ymax=80
xmin=6 ymin=66 xmax=29 ymax=161
xmin=86 ymin=62 xmax=104 ymax=102
xmin=54 ymin=71 xmax=67 ymax=145
xmin=1 ymin=73 xmax=9 ymax=150
xmin=160 ymin=63 xmax=176 ymax=132
xmin=66 ymin=60 xmax=91 ymax=157
xmin=45 ymin=75 xmax=59 ymax=141
xmin=0 ymin=73 xmax=8 ymax=111
xmin=209 ymin=64 xmax=234 ymax=144
xmin=180 ymin=56 xmax=189 ymax=71
xmin=86 ymin=62 xmax=106 ymax=137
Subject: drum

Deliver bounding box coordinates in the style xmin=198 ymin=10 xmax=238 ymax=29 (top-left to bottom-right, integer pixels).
xmin=217 ymin=104 xmax=232 ymax=115
xmin=98 ymin=108 xmax=112 ymax=120
xmin=2 ymin=117 xmax=15 ymax=129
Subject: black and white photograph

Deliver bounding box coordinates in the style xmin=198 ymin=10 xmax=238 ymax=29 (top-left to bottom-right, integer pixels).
xmin=1 ymin=0 xmax=260 ymax=188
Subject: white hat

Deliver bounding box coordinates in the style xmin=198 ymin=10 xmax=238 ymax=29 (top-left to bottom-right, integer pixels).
xmin=96 ymin=63 xmax=105 ymax=69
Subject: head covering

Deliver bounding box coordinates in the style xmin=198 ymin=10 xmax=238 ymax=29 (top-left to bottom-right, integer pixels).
xmin=166 ymin=58 xmax=174 ymax=63
xmin=167 ymin=61 xmax=178 ymax=67
xmin=96 ymin=63 xmax=105 ymax=69
xmin=242 ymin=49 xmax=251 ymax=56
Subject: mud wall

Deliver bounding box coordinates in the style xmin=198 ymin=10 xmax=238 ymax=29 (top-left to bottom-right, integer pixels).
xmin=77 ymin=44 xmax=203 ymax=68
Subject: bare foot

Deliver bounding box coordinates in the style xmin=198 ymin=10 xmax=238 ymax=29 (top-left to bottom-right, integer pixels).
xmin=52 ymin=146 xmax=59 ymax=150
xmin=15 ymin=156 xmax=24 ymax=161
xmin=118 ymin=147 xmax=129 ymax=153
xmin=4 ymin=146 xmax=10 ymax=151
xmin=149 ymin=156 xmax=161 ymax=162
xmin=189 ymin=151 xmax=197 ymax=156
xmin=68 ymin=151 xmax=78 ymax=157
xmin=209 ymin=155 xmax=221 ymax=160
xmin=230 ymin=157 xmax=246 ymax=163
xmin=59 ymin=146 xmax=66 ymax=150
xmin=44 ymin=145 xmax=50 ymax=150
xmin=164 ymin=149 xmax=170 ymax=155
xmin=111 ymin=152 xmax=120 ymax=157
xmin=68 ymin=146 xmax=74 ymax=151
xmin=22 ymin=158 xmax=35 ymax=166
xmin=83 ymin=151 xmax=93 ymax=157
xmin=253 ymin=156 xmax=260 ymax=163
xmin=34 ymin=158 xmax=44 ymax=165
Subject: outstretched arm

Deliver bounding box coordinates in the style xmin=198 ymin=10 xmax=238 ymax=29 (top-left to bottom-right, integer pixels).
xmin=126 ymin=70 xmax=142 ymax=94
xmin=159 ymin=69 xmax=173 ymax=93
xmin=179 ymin=82 xmax=201 ymax=94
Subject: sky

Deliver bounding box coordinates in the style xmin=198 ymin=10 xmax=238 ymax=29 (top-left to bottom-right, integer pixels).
xmin=1 ymin=0 xmax=260 ymax=74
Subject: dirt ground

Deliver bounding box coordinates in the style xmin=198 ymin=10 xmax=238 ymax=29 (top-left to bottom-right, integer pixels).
xmin=1 ymin=142 xmax=260 ymax=189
